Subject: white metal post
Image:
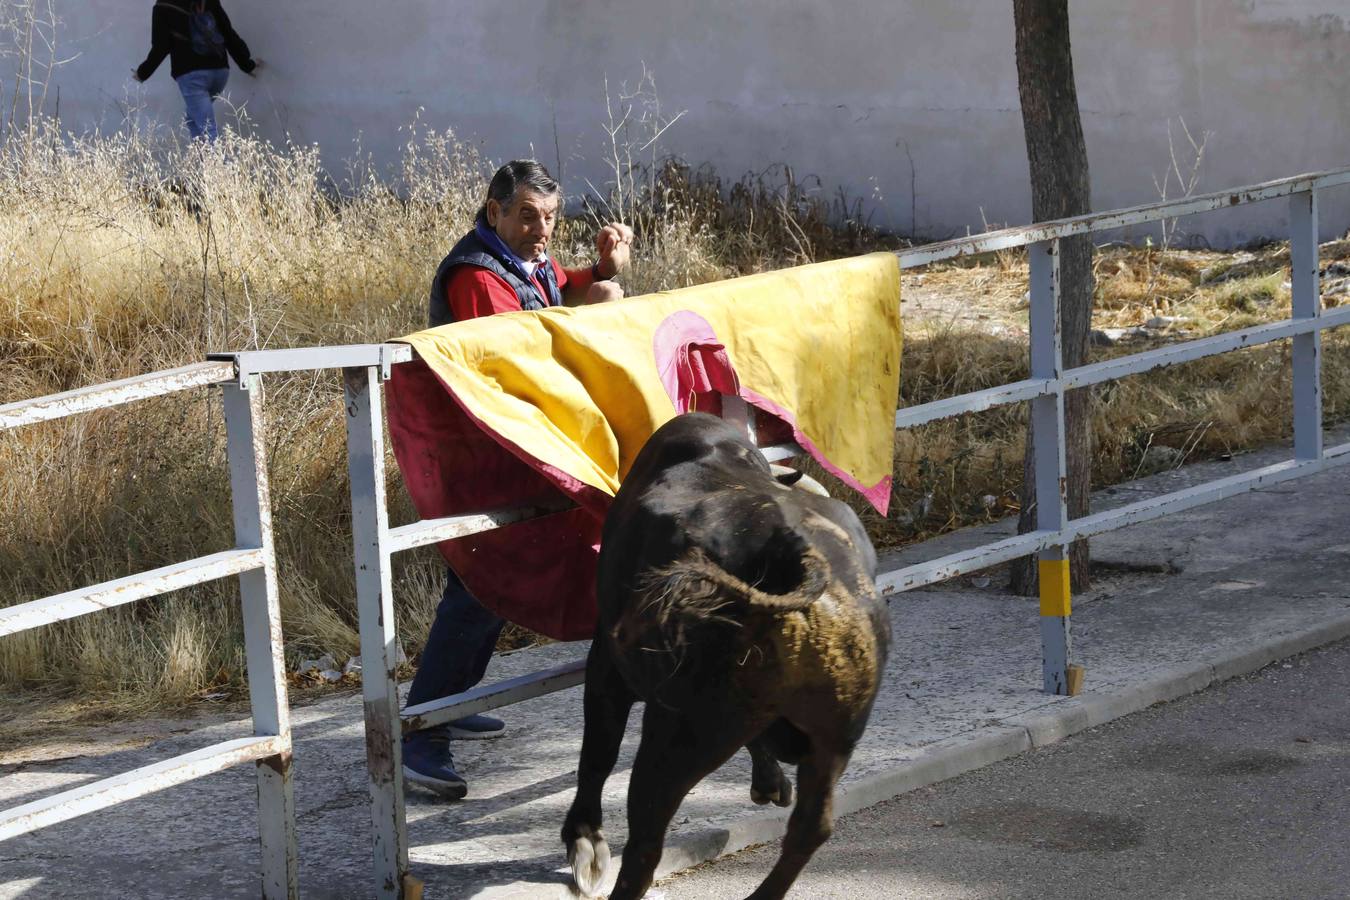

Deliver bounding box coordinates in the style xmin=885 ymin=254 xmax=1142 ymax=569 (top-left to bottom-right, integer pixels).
xmin=1289 ymin=190 xmax=1323 ymax=461
xmin=222 ymin=375 xmax=299 ymax=900
xmin=1028 ymin=240 xmax=1073 ymax=695
xmin=343 ymin=365 xmax=410 ymax=899
xmin=721 ymin=394 xmax=757 ymax=444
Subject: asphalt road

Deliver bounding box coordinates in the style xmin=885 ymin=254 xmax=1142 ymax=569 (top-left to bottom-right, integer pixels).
xmin=658 ymin=639 xmax=1350 ymax=899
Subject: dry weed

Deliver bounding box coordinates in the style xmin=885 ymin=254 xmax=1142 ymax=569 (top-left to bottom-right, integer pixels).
xmin=0 ymin=114 xmax=899 ymax=711
xmin=3 ymin=114 xmax=1347 ymax=716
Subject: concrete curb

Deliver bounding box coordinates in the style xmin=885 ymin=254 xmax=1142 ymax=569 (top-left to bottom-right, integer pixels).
xmin=472 ymin=611 xmax=1350 ymax=900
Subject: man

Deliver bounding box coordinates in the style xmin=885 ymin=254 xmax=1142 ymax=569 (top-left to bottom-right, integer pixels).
xmin=404 ymin=159 xmax=633 ymax=799
xmin=133 ymin=0 xmax=260 ymax=142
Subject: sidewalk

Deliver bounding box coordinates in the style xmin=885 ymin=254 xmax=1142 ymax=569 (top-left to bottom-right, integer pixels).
xmin=3 ymin=431 xmax=1349 ymax=899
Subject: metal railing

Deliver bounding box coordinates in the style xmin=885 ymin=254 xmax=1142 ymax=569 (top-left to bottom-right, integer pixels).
xmin=0 ymin=365 xmax=298 ymax=898
xmin=880 ymin=168 xmax=1350 ymax=692
xmin=321 ymin=165 xmax=1346 ymax=897
xmin=5 ymin=166 xmax=1348 ymax=898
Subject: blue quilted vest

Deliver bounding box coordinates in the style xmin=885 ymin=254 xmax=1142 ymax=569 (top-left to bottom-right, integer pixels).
xmin=428 ymin=226 xmax=563 ymax=327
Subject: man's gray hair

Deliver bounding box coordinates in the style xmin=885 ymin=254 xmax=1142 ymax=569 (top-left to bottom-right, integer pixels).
xmin=480 ymin=159 xmax=562 ymax=219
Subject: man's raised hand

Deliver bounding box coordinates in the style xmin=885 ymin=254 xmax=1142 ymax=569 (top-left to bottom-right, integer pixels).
xmin=594 ymin=223 xmax=634 ymax=278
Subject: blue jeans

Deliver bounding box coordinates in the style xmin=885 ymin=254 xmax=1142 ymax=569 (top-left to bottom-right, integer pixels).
xmin=175 ymin=68 xmax=229 ymax=141
xmin=405 ymin=569 xmax=505 ymax=708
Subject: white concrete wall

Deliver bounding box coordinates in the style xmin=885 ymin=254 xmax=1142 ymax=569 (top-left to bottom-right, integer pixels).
xmin=19 ymin=0 xmax=1350 ymax=245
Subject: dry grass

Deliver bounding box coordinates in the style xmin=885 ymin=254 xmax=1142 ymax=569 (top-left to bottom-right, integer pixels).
xmin=2 ymin=115 xmax=1347 ymax=722
xmin=0 ymin=117 xmax=899 ymax=721
xmin=0 ymin=123 xmax=489 ymax=717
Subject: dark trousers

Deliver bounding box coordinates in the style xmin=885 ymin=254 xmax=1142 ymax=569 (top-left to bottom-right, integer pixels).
xmin=405 ymin=568 xmax=505 ymax=710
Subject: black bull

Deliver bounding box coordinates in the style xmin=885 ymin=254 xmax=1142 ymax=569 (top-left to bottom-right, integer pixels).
xmin=562 ymin=413 xmax=891 ymax=899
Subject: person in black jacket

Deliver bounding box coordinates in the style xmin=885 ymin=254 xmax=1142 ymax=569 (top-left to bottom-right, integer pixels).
xmin=133 ymin=0 xmax=261 ymax=141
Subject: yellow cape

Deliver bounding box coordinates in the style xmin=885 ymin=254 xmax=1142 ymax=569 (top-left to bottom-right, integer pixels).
xmin=401 ymin=252 xmax=901 ymax=510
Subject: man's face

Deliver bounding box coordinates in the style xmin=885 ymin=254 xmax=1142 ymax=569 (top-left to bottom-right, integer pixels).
xmin=487 ymin=189 xmax=559 ymax=261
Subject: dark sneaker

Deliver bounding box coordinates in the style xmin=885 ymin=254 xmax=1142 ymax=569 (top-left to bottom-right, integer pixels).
xmin=446 ymin=713 xmax=506 ymax=741
xmin=402 ymin=732 xmax=468 ymax=799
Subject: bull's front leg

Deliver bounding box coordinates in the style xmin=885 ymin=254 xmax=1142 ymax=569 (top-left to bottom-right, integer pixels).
xmin=562 ymin=637 xmax=635 ymax=897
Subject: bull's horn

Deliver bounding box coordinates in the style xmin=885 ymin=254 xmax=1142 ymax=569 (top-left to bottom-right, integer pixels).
xmin=770 ymin=464 xmax=830 ymax=497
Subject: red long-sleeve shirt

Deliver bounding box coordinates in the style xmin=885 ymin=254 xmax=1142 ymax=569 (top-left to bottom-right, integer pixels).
xmin=444 ymin=259 xmax=596 ymax=321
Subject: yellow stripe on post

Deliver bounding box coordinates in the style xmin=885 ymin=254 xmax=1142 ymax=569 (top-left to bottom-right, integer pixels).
xmin=1039 ymin=559 xmax=1072 ymax=617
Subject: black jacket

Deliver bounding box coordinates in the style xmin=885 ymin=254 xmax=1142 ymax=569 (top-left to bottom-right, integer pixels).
xmin=136 ymin=0 xmax=255 ymax=81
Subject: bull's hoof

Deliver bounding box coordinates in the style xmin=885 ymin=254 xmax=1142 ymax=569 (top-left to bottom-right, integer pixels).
xmin=567 ymin=824 xmax=610 ymax=897
xmin=750 ymin=777 xmax=793 ymax=808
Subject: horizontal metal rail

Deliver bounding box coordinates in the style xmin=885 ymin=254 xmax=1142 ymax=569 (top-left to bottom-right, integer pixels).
xmin=0 ymin=548 xmax=265 ymax=637
xmin=761 ymin=442 xmax=803 ymax=463
xmin=1062 ymin=447 xmax=1350 ymax=543
xmin=897 ymin=167 xmax=1350 ymax=268
xmin=877 ymin=530 xmax=1057 ymax=594
xmin=0 ymin=361 xmax=235 ymax=429
xmin=0 ymin=735 xmax=286 ymax=841
xmin=889 ymin=304 xmax=1350 ymax=432
xmin=211 ymin=344 xmax=409 ymax=386
xmin=1065 ymin=306 xmax=1350 ymax=390
xmin=895 ymin=378 xmax=1054 ymax=428
xmin=401 ymin=659 xmax=587 ymax=733
xmin=388 ymin=501 xmax=575 ymax=553
xmin=881 ymin=441 xmax=1350 ymax=595
xmin=384 ymin=343 xmax=415 ymax=365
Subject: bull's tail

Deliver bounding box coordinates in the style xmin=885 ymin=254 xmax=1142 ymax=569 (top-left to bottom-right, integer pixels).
xmin=637 ymin=546 xmax=829 ymax=628
xmin=621 ymin=549 xmax=830 ymax=693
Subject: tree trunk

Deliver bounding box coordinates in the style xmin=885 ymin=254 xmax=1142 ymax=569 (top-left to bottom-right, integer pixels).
xmin=1010 ymin=0 xmax=1093 ymax=594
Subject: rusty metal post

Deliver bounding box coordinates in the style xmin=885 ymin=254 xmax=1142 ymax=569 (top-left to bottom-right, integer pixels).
xmin=223 ymin=374 xmax=299 ymax=899
xmin=1028 ymin=240 xmax=1073 ymax=694
xmin=1289 ymin=190 xmax=1323 ymax=462
xmin=343 ymin=365 xmax=410 ymax=899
